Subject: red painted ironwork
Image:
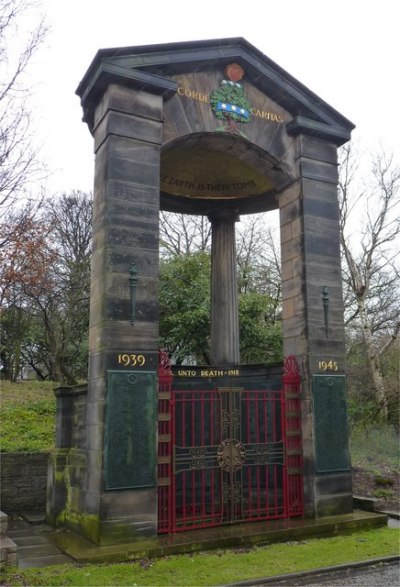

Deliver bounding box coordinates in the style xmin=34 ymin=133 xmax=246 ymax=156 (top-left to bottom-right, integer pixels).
xmin=283 ymin=355 xmax=304 ymax=517
xmin=171 ymin=389 xmax=223 ymax=531
xmin=157 ymin=354 xmax=304 ymax=534
xmin=159 ymin=349 xmax=173 ymax=377
xmin=157 ymin=351 xmax=173 ymax=533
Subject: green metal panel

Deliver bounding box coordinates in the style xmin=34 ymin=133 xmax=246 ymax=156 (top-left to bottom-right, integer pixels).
xmin=105 ymin=370 xmax=157 ymax=490
xmin=312 ymin=375 xmax=350 ymax=473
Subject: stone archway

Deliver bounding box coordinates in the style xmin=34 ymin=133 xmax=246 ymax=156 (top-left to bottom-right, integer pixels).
xmin=47 ymin=38 xmax=355 ymax=545
xmin=159 ymin=130 xmax=292 ymax=364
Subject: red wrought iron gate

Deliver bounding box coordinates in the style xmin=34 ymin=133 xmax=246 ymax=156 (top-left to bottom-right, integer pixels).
xmin=157 ymin=354 xmax=303 ymax=534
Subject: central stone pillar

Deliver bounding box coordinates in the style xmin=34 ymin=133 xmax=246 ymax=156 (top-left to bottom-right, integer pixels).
xmin=209 ymin=210 xmax=240 ymax=365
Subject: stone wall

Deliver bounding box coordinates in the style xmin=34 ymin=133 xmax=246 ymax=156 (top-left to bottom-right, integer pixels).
xmin=0 ymin=452 xmax=49 ymax=513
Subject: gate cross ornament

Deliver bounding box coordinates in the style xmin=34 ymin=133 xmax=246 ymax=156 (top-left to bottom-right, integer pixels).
xmin=217 ymin=438 xmax=246 ymax=472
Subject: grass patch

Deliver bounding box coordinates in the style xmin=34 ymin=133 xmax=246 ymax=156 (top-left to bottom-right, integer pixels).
xmin=372 ymin=488 xmax=396 ymax=499
xmin=0 ymin=380 xmax=56 ymax=452
xmin=350 ymin=425 xmax=399 ymax=473
xmin=2 ymin=527 xmax=399 ymax=586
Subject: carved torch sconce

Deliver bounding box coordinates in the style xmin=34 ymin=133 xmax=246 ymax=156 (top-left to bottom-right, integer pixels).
xmin=129 ymin=263 xmax=138 ymax=325
xmin=322 ymin=286 xmax=329 ymax=337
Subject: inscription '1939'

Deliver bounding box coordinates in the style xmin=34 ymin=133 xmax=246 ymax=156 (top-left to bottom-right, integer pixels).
xmin=117 ymin=354 xmax=146 ymax=367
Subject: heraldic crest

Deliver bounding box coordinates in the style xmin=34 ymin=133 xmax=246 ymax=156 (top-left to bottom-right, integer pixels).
xmin=210 ymin=63 xmax=252 ymax=136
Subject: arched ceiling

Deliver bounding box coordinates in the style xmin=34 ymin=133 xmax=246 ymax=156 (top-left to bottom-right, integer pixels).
xmin=160 ymin=133 xmax=292 ymax=215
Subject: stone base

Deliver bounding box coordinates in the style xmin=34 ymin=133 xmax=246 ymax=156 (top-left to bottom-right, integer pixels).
xmin=316 ymin=492 xmax=354 ymax=517
xmin=60 ymin=512 xmax=157 ymax=547
xmin=353 ymin=495 xmax=380 ymax=512
xmin=51 ymin=510 xmax=388 ymax=564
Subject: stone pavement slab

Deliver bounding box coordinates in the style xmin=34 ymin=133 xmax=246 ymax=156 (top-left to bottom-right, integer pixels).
xmin=6 ymin=517 xmax=72 ymax=568
xmin=18 ymin=553 xmax=73 ymax=569
xmin=12 ymin=535 xmax=50 ymax=546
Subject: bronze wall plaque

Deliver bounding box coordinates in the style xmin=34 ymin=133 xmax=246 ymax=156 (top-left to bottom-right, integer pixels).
xmin=312 ymin=375 xmax=350 ymax=473
xmin=105 ymin=370 xmax=157 ymax=490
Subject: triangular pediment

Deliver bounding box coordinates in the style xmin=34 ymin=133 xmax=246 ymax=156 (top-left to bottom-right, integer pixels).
xmin=77 ymin=37 xmax=354 ymax=145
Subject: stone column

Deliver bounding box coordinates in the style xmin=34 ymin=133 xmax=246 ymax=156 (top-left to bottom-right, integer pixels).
xmin=72 ymin=83 xmax=163 ymax=545
xmin=279 ymin=135 xmax=352 ymax=518
xmin=209 ymin=210 xmax=240 ymax=365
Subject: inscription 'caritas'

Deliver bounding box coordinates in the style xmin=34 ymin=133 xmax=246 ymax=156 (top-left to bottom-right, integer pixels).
xmin=177 ymin=86 xmax=283 ymax=123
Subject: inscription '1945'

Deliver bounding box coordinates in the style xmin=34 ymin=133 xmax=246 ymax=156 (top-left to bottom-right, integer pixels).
xmin=318 ymin=360 xmax=338 ymax=372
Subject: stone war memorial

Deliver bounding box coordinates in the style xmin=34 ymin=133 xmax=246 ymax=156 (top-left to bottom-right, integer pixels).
xmin=47 ymin=38 xmax=357 ymax=547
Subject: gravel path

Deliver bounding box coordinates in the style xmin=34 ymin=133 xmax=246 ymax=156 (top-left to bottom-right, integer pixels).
xmin=264 ymin=560 xmax=400 ymax=586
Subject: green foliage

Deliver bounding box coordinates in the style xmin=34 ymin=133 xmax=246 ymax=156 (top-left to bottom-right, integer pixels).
xmin=350 ymin=424 xmax=399 ymax=473
xmin=239 ymin=292 xmax=283 ymax=364
xmin=2 ymin=528 xmax=399 ymax=586
xmin=160 ymin=252 xmax=283 ymax=365
xmin=372 ymin=488 xmax=395 ymax=499
xmin=374 ymin=474 xmax=394 ymax=487
xmin=160 ymin=251 xmax=211 ymax=364
xmin=210 ymin=82 xmax=251 ymax=123
xmin=346 ymin=333 xmax=400 ymax=428
xmin=347 ymin=398 xmax=382 ymax=432
xmin=0 ymin=380 xmax=56 ymax=451
xmin=0 ymin=305 xmax=32 ymax=381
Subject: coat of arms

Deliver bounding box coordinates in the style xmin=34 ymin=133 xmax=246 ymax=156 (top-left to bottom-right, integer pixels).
xmin=210 ymin=63 xmax=251 ymax=136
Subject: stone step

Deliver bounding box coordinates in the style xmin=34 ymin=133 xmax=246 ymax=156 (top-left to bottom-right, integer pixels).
xmin=6 ymin=516 xmax=73 ymax=569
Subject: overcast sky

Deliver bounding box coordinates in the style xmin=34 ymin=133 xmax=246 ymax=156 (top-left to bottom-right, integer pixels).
xmin=20 ymin=0 xmax=399 ymax=195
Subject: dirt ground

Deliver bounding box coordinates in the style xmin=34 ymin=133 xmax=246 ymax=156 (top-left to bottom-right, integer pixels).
xmin=352 ymin=466 xmax=400 ymax=512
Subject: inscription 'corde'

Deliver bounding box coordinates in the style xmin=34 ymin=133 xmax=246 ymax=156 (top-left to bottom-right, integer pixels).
xmin=177 ymin=85 xmax=284 ymax=122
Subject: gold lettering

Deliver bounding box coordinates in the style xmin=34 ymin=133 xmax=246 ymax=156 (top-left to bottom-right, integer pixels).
xmin=178 ymin=87 xmax=281 ymax=121
xmin=116 ymin=353 xmax=145 ymax=367
xmin=177 ymin=86 xmax=210 ymax=103
xmin=250 ymin=107 xmax=283 ymax=123
xmin=177 ymin=369 xmax=196 ymax=376
xmin=200 ymin=369 xmax=225 ymax=377
xmin=318 ymin=360 xmax=338 ymax=371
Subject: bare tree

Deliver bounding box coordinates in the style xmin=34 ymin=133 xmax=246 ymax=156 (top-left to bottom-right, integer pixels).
xmin=0 ymin=0 xmax=47 ymax=225
xmin=0 ymin=191 xmax=92 ymax=383
xmin=338 ymin=143 xmax=400 ymax=420
xmin=160 ymin=211 xmax=212 ymax=256
xmin=28 ymin=191 xmax=92 ymax=383
xmin=0 ymin=208 xmax=56 ymax=380
xmin=237 ymin=214 xmax=281 ymax=296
